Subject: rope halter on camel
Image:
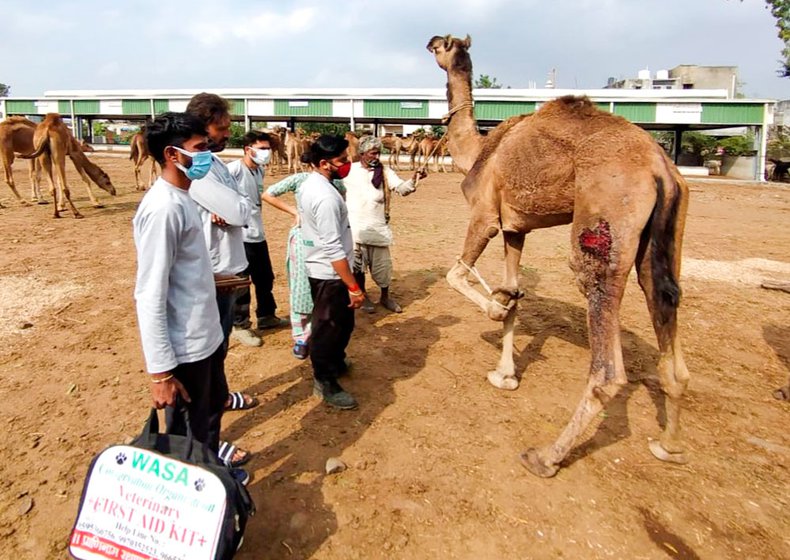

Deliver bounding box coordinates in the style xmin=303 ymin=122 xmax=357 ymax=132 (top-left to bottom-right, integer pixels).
xmin=456 ymin=258 xmax=524 ymax=311
xmin=441 ymin=101 xmax=475 ymax=124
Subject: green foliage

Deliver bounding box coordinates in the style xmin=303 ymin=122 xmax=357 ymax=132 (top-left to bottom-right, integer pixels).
xmin=299 ymin=122 xmax=351 ymax=137
xmin=0 ymin=83 xmax=9 ymax=97
xmin=766 ymin=0 xmax=790 ymax=77
xmin=474 ymin=74 xmax=503 ymax=89
xmin=227 ymin=122 xmax=246 ymax=148
xmin=92 ymin=121 xmax=109 ymax=137
xmin=431 ymin=125 xmax=446 ymax=138
xmin=746 ymin=0 xmax=790 ymax=76
xmin=767 ymin=126 xmax=790 ymax=157
xmin=681 ymin=131 xmax=718 ymax=157
xmin=718 ymin=133 xmax=756 ymax=156
xmin=651 ymin=131 xmax=675 ymax=154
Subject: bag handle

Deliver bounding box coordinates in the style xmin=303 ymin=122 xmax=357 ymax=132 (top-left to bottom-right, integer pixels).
xmin=139 ymin=405 xmax=196 ymax=462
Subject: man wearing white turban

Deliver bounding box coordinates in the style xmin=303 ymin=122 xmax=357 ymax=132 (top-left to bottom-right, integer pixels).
xmin=343 ymin=135 xmax=424 ymax=313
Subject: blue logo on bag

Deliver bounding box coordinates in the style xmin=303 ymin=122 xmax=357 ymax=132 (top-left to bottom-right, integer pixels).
xmin=131 ymin=451 xmax=189 ymax=486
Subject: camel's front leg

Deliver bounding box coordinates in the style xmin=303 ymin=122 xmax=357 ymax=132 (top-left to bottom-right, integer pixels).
xmin=446 ymin=217 xmax=499 ymax=314
xmin=76 ymin=168 xmax=102 ymax=208
xmin=487 ymin=231 xmax=525 ymax=390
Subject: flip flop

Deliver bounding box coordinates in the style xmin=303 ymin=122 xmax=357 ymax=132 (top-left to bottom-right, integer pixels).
xmin=225 ymin=391 xmax=259 ymax=411
xmin=218 ymin=440 xmax=252 ymax=468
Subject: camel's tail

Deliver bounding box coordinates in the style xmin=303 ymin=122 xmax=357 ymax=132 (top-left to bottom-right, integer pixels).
xmin=644 ymin=158 xmax=689 ymax=325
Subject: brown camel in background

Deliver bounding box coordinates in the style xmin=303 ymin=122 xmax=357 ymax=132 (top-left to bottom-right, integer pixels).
xmin=284 ymin=129 xmax=305 ymax=173
xmin=428 ymin=34 xmax=690 ymax=477
xmin=18 ymin=113 xmax=116 ymax=218
xmin=264 ymin=126 xmax=287 ymax=175
xmin=380 ymin=135 xmax=402 ymax=169
xmin=418 ymin=133 xmax=449 ymax=173
xmin=0 ymin=116 xmax=41 ymax=206
xmin=2 ymin=116 xmax=114 ymax=211
xmin=129 ymin=131 xmax=158 ymax=191
xmin=345 ymin=131 xmax=361 ymax=162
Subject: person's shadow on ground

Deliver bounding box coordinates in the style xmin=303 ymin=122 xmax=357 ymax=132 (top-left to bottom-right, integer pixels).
xmin=223 ymin=268 xmax=454 ymax=559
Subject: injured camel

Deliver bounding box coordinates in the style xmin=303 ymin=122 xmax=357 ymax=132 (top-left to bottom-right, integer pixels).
xmin=428 ymin=34 xmax=690 ymax=477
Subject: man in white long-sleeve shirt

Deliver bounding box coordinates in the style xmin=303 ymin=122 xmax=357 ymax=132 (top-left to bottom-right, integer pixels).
xmin=186 ymin=93 xmax=258 ymax=473
xmin=344 ymin=136 xmax=423 ymax=313
xmin=132 ymin=112 xmax=227 ymax=454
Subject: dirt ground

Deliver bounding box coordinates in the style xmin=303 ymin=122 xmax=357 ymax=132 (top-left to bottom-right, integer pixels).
xmin=0 ymin=154 xmax=787 ymax=560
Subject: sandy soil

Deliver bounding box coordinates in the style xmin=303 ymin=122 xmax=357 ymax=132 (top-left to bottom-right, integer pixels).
xmin=0 ymin=155 xmax=788 ymax=559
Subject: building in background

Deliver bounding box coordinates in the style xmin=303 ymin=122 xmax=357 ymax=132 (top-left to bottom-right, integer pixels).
xmin=605 ymin=65 xmax=739 ymax=98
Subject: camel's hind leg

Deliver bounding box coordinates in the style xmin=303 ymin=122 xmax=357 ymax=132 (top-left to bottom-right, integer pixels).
xmin=133 ymin=160 xmax=143 ymax=191
xmin=521 ymin=215 xmax=639 ymax=478
xmin=635 ymin=181 xmax=690 ymax=464
xmin=2 ymin=156 xmax=29 ymax=206
xmin=50 ymin=142 xmax=82 ymax=219
xmin=29 ymin=159 xmax=41 ymax=202
xmin=148 ymin=158 xmax=157 ymax=189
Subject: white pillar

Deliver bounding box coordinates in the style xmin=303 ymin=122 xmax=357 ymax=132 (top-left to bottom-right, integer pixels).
xmin=756 ymin=103 xmax=770 ymax=182
xmin=350 ymin=98 xmax=355 ymax=131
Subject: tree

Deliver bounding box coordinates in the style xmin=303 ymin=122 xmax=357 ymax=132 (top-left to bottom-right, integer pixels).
xmin=765 ymin=0 xmax=790 ymax=77
xmin=299 ymin=122 xmax=350 ymax=137
xmin=743 ymin=0 xmax=790 ymax=77
xmin=0 ymin=83 xmax=9 ymax=97
xmin=474 ymin=74 xmax=503 ymax=89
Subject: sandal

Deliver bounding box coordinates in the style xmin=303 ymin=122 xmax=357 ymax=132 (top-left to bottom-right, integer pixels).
xmin=225 ymin=391 xmax=259 ymax=411
xmin=218 ymin=440 xmax=252 ymax=468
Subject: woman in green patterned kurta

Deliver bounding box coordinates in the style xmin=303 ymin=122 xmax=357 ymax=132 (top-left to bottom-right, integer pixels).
xmin=262 ymin=173 xmax=345 ymax=359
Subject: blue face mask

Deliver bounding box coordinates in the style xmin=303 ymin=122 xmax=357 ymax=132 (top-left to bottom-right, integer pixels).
xmin=172 ymin=146 xmax=213 ymax=180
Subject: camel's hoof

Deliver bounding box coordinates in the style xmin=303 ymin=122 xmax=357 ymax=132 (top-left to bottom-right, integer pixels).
xmin=519 ymin=448 xmax=559 ymax=478
xmin=487 ymin=371 xmax=518 ymax=390
xmin=648 ymin=439 xmax=689 ymax=465
xmin=486 ymin=305 xmax=509 ymax=322
xmin=73 ymin=213 xmax=84 ymax=219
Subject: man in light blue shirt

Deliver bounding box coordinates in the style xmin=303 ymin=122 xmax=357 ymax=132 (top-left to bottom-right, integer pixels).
xmin=227 ymin=130 xmax=287 ymax=347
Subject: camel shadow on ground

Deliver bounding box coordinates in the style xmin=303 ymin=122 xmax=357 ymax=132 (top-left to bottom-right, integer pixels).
xmin=223 ymin=268 xmax=453 ymax=559
xmin=763 ymin=323 xmax=790 ymax=401
xmin=479 ymin=268 xmax=667 ymax=470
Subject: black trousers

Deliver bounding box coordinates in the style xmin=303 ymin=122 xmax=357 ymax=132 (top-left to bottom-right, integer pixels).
xmin=165 ymin=344 xmax=228 ymax=453
xmin=233 ymin=240 xmax=276 ymax=328
xmin=308 ymin=277 xmax=355 ymax=384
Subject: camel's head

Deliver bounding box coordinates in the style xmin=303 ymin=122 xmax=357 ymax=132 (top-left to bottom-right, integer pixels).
xmin=426 ymin=34 xmax=472 ymax=72
xmin=94 ymin=168 xmax=116 ymax=196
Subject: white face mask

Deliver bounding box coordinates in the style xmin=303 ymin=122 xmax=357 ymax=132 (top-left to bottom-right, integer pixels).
xmin=250 ymin=147 xmax=271 ymax=166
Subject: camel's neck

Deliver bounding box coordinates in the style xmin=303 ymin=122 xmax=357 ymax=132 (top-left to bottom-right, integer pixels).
xmin=445 ymin=68 xmax=481 ymax=174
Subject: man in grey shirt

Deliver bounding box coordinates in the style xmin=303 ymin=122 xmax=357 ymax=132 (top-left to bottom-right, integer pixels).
xmin=132 ymin=112 xmax=227 ymax=454
xmin=299 ymin=135 xmax=366 ymax=410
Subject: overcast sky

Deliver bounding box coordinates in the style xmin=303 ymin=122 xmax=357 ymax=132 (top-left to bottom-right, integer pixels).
xmin=1 ymin=0 xmax=786 ymax=100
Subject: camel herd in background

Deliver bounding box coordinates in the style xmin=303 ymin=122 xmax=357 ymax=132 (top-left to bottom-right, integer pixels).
xmin=0 ymin=111 xmax=455 ymax=217
xmin=263 ymin=127 xmax=454 ymax=175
